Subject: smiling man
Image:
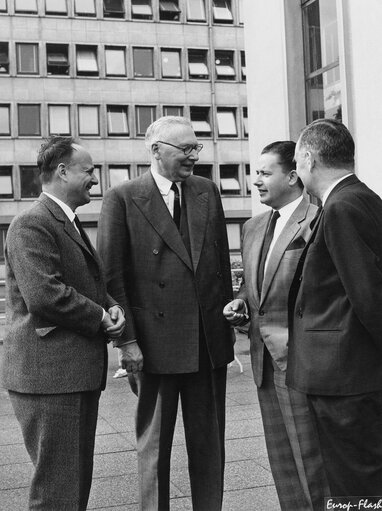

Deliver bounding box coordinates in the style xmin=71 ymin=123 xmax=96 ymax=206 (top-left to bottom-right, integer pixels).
xmin=224 ymin=141 xmax=329 ymax=510
xmin=97 ymin=116 xmax=234 ymax=511
xmin=2 ymin=136 xmax=125 ymax=510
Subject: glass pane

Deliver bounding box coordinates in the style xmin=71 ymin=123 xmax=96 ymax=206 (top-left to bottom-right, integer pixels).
xmin=238 ymin=0 xmax=244 ymax=24
xmin=0 ymin=167 xmax=13 ymax=196
xmin=107 ymin=106 xmax=129 ymax=135
xmin=186 ymin=0 xmax=205 ymax=21
xmin=77 ymin=48 xmax=98 ymax=73
xmin=132 ymin=0 xmax=152 ymax=17
xmin=161 ymin=50 xmax=181 ymax=78
xmin=163 ymin=106 xmax=183 ymax=116
xmin=78 ymin=106 xmax=99 ymax=135
xmin=49 ymin=105 xmax=70 ymax=134
xmin=189 ymin=62 xmax=208 ymax=77
xmin=136 ymin=106 xmax=155 ymax=135
xmin=103 ymin=0 xmax=124 ymax=16
xmin=0 ymin=105 xmax=10 ymax=135
xmin=0 ymin=0 xmax=7 ymax=12
xmin=137 ymin=164 xmax=150 ymax=176
xmin=17 ymin=44 xmax=38 ymax=74
xmin=133 ymin=48 xmax=154 ymax=77
xmin=89 ymin=166 xmax=102 ymax=196
xmin=75 ymin=0 xmax=95 ymax=14
xmin=220 ymin=165 xmax=240 ymax=195
xmin=15 ymin=0 xmax=37 ymax=12
xmin=245 ymin=165 xmax=251 ymax=194
xmin=18 ymin=105 xmax=41 ymax=136
xmin=193 ymin=164 xmax=212 ymax=179
xmin=45 ymin=0 xmax=67 ymax=13
xmin=20 ymin=166 xmax=42 ymax=198
xmin=306 ymin=68 xmax=341 ymax=122
xmin=227 ymin=223 xmax=241 ymax=250
xmin=105 ymin=48 xmax=126 ymax=76
xmin=109 ymin=166 xmax=130 ymax=187
xmin=217 ymin=110 xmax=237 ymax=136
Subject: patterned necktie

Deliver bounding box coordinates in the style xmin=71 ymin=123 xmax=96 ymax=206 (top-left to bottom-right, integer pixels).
xmin=257 ymin=210 xmax=280 ymax=293
xmin=171 ymin=182 xmax=181 ymax=230
xmin=73 ymin=215 xmax=93 ymax=253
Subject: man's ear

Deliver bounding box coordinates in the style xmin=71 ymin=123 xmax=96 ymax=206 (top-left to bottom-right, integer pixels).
xmin=306 ymin=150 xmax=316 ymax=173
xmin=289 ymin=170 xmax=299 ymax=186
xmin=57 ymin=163 xmax=68 ymax=181
xmin=151 ymin=143 xmax=161 ymax=160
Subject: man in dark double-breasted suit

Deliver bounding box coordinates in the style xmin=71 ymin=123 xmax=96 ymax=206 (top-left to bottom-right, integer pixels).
xmin=2 ymin=136 xmax=125 ymax=510
xmin=224 ymin=141 xmax=328 ymax=510
xmin=97 ymin=116 xmax=234 ymax=511
xmin=289 ymin=119 xmax=382 ymax=496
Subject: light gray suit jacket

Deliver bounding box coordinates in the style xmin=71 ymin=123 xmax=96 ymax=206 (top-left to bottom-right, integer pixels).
xmin=238 ymin=197 xmax=317 ymax=387
xmin=2 ymin=194 xmax=116 ymax=394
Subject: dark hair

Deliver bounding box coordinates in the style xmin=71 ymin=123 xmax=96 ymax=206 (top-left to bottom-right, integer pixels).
xmin=299 ymin=119 xmax=355 ymax=170
xmin=37 ymin=136 xmax=77 ymax=183
xmin=261 ymin=140 xmax=303 ymax=189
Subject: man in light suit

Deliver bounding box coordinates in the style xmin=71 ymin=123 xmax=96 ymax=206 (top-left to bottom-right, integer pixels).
xmin=224 ymin=141 xmax=328 ymax=510
xmin=1 ymin=136 xmax=125 ymax=510
xmin=97 ymin=116 xmax=234 ymax=511
xmin=288 ymin=119 xmax=382 ymax=496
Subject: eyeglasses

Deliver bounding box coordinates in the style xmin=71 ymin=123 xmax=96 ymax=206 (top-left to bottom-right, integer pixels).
xmin=156 ymin=141 xmax=203 ymax=156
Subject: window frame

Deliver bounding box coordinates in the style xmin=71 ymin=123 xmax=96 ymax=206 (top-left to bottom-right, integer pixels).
xmin=105 ymin=46 xmax=127 ymax=77
xmin=16 ymin=43 xmax=39 ymax=75
xmin=214 ymin=50 xmax=236 ymax=80
xmin=15 ymin=0 xmax=38 ymax=14
xmin=135 ymin=105 xmax=156 ymax=136
xmin=159 ymin=0 xmax=181 ymax=22
xmin=133 ymin=47 xmax=154 ymax=78
xmin=74 ymin=0 xmax=96 ymax=17
xmin=0 ymin=42 xmax=9 ymax=74
xmin=103 ymin=0 xmax=125 ymax=19
xmin=18 ymin=104 xmax=41 ymax=137
xmin=219 ymin=164 xmax=241 ymax=196
xmin=186 ymin=0 xmax=206 ymax=22
xmin=161 ymin=48 xmax=182 ymax=79
xmin=45 ymin=0 xmax=67 ymax=15
xmin=46 ymin=43 xmax=69 ymax=75
xmin=188 ymin=48 xmax=209 ymax=79
xmin=20 ymin=165 xmax=42 ymax=199
xmin=78 ymin=105 xmax=100 ymax=136
xmin=108 ymin=164 xmax=130 ymax=188
xmin=0 ymin=104 xmax=11 ymax=136
xmin=216 ymin=107 xmax=238 ymax=137
xmin=131 ymin=0 xmax=153 ymax=19
xmin=48 ymin=104 xmax=71 ymax=135
xmin=190 ymin=106 xmax=212 ymax=137
xmin=106 ymin=105 xmax=129 ymax=136
xmin=76 ymin=45 xmax=99 ymax=77
xmin=0 ymin=166 xmax=13 ymax=198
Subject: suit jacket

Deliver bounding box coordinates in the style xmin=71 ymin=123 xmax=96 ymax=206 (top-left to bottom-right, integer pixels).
xmin=1 ymin=194 xmax=116 ymax=394
xmin=238 ymin=197 xmax=317 ymax=387
xmin=287 ymin=174 xmax=382 ymax=395
xmin=97 ymin=171 xmax=234 ymax=374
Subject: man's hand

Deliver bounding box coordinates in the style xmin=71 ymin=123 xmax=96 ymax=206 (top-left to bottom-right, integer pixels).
xmin=119 ymin=342 xmax=144 ymax=373
xmin=223 ymin=299 xmax=249 ymax=326
xmin=102 ymin=306 xmax=125 ymax=338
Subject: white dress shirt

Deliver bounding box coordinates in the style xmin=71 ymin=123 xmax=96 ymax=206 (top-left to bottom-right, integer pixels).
xmin=322 ymin=173 xmax=353 ymax=206
xmin=150 ymin=168 xmax=181 ymax=218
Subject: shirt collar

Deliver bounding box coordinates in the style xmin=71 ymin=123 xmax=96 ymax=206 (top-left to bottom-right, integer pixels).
xmin=276 ymin=194 xmax=303 ymax=218
xmin=322 ymin=174 xmax=353 ymax=206
xmin=43 ymin=191 xmax=76 ymax=223
xmin=151 ymin=167 xmax=181 ymax=195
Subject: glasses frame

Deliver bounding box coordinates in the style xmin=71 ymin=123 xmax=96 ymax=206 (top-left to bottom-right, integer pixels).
xmin=156 ymin=140 xmax=203 ymax=155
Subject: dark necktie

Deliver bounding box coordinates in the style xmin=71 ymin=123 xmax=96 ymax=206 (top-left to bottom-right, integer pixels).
xmin=171 ymin=182 xmax=181 ymax=230
xmin=257 ymin=210 xmax=280 ymax=293
xmin=74 ymin=215 xmax=93 ymax=253
xmin=309 ymin=205 xmax=323 ymax=229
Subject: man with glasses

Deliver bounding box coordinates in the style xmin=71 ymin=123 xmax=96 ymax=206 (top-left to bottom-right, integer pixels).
xmin=98 ymin=116 xmax=234 ymax=511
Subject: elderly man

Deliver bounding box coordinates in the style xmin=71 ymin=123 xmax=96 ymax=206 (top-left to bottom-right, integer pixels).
xmin=97 ymin=116 xmax=234 ymax=511
xmin=224 ymin=141 xmax=328 ymax=510
xmin=288 ymin=119 xmax=382 ymax=496
xmin=2 ymin=136 xmax=125 ymax=510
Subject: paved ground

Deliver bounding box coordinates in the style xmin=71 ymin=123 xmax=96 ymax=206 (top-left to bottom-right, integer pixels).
xmin=0 ymin=333 xmax=280 ymax=511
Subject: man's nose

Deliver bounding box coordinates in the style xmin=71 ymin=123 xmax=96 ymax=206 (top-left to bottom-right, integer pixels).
xmin=188 ymin=150 xmax=199 ymax=161
xmin=91 ymin=174 xmax=99 ymax=185
xmin=254 ymin=175 xmax=262 ymax=187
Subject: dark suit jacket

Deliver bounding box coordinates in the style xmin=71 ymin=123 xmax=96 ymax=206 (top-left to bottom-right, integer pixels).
xmin=287 ymin=175 xmax=382 ymax=395
xmin=97 ymin=171 xmax=234 ymax=374
xmin=1 ymin=194 xmax=116 ymax=394
xmin=238 ymin=197 xmax=317 ymax=386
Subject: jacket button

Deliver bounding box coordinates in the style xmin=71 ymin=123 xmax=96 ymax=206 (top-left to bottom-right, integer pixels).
xmin=216 ymin=271 xmax=222 ymax=278
xmin=297 ymin=308 xmax=303 ymax=318
xmin=259 ymin=309 xmax=265 ymax=316
xmin=153 ymin=249 xmax=159 ymax=255
xmin=158 ymin=312 xmax=164 ymax=317
xmin=159 ymin=281 xmax=165 ymax=288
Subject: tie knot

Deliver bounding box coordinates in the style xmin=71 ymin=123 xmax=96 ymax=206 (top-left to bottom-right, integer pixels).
xmin=272 ymin=210 xmax=280 ymax=220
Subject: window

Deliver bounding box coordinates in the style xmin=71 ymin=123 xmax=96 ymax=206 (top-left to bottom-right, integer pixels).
xmin=238 ymin=0 xmax=244 ymax=24
xmin=131 ymin=0 xmax=152 ymax=19
xmin=193 ymin=164 xmax=212 ymax=180
xmin=302 ymin=0 xmax=341 ymax=122
xmin=227 ymin=223 xmax=241 ymax=250
xmin=45 ymin=0 xmax=67 ymax=14
xmin=186 ymin=0 xmax=205 ymax=21
xmin=133 ymin=47 xmax=154 ymax=77
xmin=163 ymin=106 xmax=183 ymax=117
xmin=78 ymin=105 xmax=100 ymax=135
xmin=18 ymin=104 xmax=41 ymax=136
xmin=103 ymin=0 xmax=124 ymax=18
xmin=46 ymin=44 xmax=69 ymax=75
xmin=159 ymin=0 xmax=180 ymax=21
xmin=16 ymin=43 xmax=39 ymax=75
xmin=20 ymin=165 xmax=42 ymax=198
xmin=135 ymin=106 xmax=156 ymax=136
xmin=215 ymin=50 xmax=235 ymax=80
xmin=109 ymin=165 xmax=130 ymax=187
xmin=190 ymin=106 xmax=211 ymax=136
xmin=241 ymin=51 xmax=246 ymax=81
xmin=161 ymin=49 xmax=181 ymax=78
xmin=76 ymin=46 xmax=98 ymax=76
xmin=245 ymin=164 xmax=251 ymax=195
xmin=217 ymin=108 xmax=237 ymax=137
xmin=243 ymin=107 xmax=248 ymax=137
xmin=0 ymin=104 xmax=10 ymax=135
xmin=0 ymin=0 xmax=7 ymax=12
xmin=48 ymin=105 xmax=70 ymax=135
xmin=0 ymin=167 xmax=13 ymax=197
xmin=74 ymin=0 xmax=96 ymax=16
xmin=188 ymin=49 xmax=208 ymax=79
xmin=105 ymin=46 xmax=126 ymax=76
xmin=89 ymin=165 xmax=102 ymax=196
xmin=219 ymin=164 xmax=240 ymax=195
xmin=0 ymin=43 xmax=9 ymax=74
xmin=137 ymin=164 xmax=150 ymax=176
xmin=107 ymin=105 xmax=129 ymax=136
xmin=212 ymin=0 xmax=233 ymax=23
xmin=15 ymin=0 xmax=37 ymax=13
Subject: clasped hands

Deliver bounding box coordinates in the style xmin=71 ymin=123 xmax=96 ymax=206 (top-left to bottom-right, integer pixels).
xmin=223 ymin=299 xmax=249 ymax=326
xmin=101 ymin=305 xmax=126 ymax=338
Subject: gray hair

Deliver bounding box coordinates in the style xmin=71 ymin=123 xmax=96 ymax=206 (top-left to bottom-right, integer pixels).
xmin=145 ymin=116 xmax=193 ymax=150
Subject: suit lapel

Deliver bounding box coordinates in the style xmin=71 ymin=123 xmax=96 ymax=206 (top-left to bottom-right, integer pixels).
xmin=246 ymin=213 xmax=270 ymax=308
xmin=183 ymin=180 xmax=208 ymax=272
xmin=260 ymin=199 xmax=309 ymax=306
xmin=131 ymin=173 xmax=193 ymax=271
